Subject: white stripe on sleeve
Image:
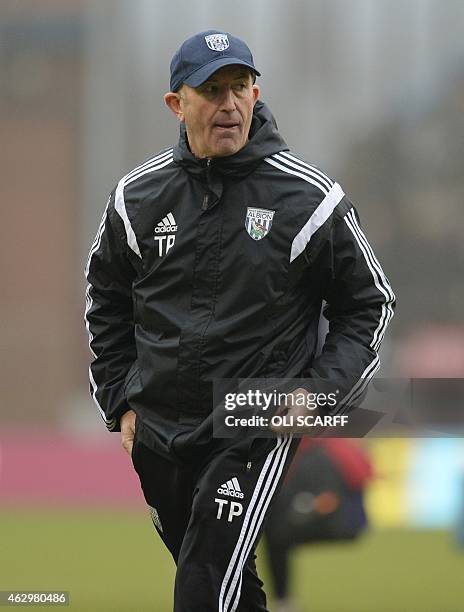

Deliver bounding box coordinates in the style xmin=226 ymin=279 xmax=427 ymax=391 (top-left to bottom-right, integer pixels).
xmin=331 ymin=208 xmax=395 ymax=414
xmin=265 ymin=156 xmax=329 ymax=196
xmin=274 ymin=152 xmax=333 ymax=191
xmin=344 ymin=209 xmax=395 ymax=351
xmin=289 ymin=182 xmax=345 ymax=263
xmin=114 ymin=177 xmax=142 ymax=258
xmin=278 ymin=152 xmax=334 ymax=188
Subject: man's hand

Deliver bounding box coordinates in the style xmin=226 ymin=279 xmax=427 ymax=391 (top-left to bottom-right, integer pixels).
xmin=120 ymin=409 xmax=137 ymax=457
xmin=270 ymin=387 xmax=325 ymax=435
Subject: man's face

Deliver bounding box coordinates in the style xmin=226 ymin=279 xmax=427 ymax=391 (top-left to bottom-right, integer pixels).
xmin=165 ymin=65 xmax=260 ymax=159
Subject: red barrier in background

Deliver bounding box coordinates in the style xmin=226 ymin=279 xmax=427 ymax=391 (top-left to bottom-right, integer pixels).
xmin=0 ymin=429 xmax=144 ymax=508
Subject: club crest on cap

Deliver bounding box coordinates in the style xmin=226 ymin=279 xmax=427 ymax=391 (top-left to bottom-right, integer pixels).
xmin=245 ymin=207 xmax=275 ymax=240
xmin=205 ymin=33 xmax=229 ymax=51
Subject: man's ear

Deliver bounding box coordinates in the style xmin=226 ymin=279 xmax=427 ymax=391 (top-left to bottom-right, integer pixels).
xmin=252 ymin=84 xmax=260 ymax=104
xmin=164 ymin=92 xmax=184 ymax=122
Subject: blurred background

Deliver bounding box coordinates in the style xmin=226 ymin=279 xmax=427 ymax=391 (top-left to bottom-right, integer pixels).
xmin=1 ymin=0 xmax=463 ymax=610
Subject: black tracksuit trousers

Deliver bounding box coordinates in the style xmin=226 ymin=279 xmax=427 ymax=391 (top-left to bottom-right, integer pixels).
xmin=131 ymin=423 xmax=299 ymax=612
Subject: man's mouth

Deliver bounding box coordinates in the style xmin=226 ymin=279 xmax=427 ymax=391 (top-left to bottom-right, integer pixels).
xmin=214 ymin=122 xmax=240 ymax=131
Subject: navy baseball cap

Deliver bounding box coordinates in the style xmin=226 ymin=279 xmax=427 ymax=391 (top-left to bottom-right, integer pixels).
xmin=169 ymin=30 xmax=261 ymax=92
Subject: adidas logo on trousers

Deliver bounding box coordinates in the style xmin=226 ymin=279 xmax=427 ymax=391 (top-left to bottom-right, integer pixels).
xmin=217 ymin=477 xmax=244 ymax=499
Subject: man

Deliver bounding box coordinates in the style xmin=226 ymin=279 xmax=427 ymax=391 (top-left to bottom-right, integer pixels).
xmin=85 ymin=29 xmax=395 ymax=611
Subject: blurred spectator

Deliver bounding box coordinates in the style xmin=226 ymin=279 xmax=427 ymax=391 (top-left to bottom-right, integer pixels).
xmin=264 ymin=439 xmax=372 ymax=612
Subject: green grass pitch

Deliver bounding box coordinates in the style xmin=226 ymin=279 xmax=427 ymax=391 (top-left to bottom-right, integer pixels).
xmin=1 ymin=510 xmax=463 ymax=611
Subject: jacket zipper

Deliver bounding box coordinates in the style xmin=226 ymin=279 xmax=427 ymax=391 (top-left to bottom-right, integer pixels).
xmin=201 ymin=158 xmax=212 ymax=210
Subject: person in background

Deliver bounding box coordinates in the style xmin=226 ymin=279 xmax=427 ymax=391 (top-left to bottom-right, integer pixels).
xmin=265 ymin=439 xmax=373 ymax=612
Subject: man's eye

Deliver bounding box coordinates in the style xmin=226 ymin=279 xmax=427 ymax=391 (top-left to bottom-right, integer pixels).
xmin=233 ymin=82 xmax=246 ymax=91
xmin=203 ymin=84 xmax=218 ymax=95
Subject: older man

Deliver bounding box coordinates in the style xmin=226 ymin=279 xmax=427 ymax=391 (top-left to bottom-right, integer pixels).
xmin=85 ymin=29 xmax=394 ymax=611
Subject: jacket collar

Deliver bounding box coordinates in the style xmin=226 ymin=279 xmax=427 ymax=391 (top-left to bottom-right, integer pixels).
xmin=172 ymin=100 xmax=288 ymax=180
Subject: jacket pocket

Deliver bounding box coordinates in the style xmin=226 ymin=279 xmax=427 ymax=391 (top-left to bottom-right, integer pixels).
xmin=123 ymin=362 xmax=141 ymax=403
xmin=245 ymin=436 xmax=277 ymax=468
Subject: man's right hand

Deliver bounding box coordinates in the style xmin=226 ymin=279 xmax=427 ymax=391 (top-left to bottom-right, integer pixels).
xmin=120 ymin=409 xmax=137 ymax=457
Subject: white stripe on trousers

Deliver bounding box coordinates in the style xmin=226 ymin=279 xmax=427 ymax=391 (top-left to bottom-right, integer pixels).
xmin=219 ymin=435 xmax=292 ymax=612
xmin=228 ymin=436 xmax=293 ymax=612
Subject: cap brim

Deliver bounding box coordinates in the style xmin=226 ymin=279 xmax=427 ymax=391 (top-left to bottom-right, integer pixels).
xmin=183 ymin=58 xmax=260 ymax=88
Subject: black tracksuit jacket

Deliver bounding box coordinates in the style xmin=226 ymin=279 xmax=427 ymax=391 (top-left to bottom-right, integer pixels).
xmin=85 ymin=101 xmax=395 ymax=454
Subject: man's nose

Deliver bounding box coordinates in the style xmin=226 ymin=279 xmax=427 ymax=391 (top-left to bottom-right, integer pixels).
xmin=219 ymin=86 xmax=237 ymax=112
